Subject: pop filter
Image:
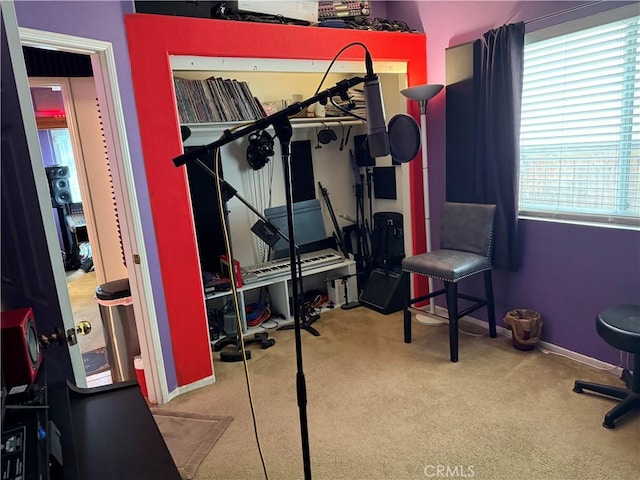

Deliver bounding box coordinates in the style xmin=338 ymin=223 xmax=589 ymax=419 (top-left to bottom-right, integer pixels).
xmin=387 ymin=114 xmax=420 ymax=163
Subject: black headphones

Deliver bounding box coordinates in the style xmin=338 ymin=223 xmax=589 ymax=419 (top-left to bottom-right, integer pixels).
xmin=246 ymin=130 xmax=275 ymax=170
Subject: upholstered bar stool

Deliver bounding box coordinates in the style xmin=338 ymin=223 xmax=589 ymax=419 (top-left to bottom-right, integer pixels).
xmin=402 ymin=202 xmax=497 ymax=362
xmin=573 ymin=304 xmax=640 ymax=428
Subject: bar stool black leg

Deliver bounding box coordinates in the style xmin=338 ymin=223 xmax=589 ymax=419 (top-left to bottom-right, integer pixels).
xmin=484 ymin=270 xmax=497 ymax=338
xmin=445 ymin=281 xmax=458 ymax=362
xmin=403 ymin=271 xmax=412 ymax=344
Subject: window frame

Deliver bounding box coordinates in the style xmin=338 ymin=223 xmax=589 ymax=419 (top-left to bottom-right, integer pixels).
xmin=519 ymin=3 xmax=640 ymax=230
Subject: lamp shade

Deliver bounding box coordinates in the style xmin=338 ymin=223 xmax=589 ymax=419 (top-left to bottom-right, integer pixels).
xmin=400 ymin=84 xmax=444 ymax=102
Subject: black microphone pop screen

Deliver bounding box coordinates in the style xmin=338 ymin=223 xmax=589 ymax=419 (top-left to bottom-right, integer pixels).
xmin=363 ymin=76 xmax=390 ymax=157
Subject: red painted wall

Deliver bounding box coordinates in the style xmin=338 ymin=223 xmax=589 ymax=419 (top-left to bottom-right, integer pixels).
xmin=124 ymin=13 xmax=427 ymax=386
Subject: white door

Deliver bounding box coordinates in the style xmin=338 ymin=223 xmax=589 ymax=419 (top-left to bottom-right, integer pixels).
xmin=10 ymin=5 xmax=169 ymax=403
xmin=1 ymin=2 xmax=86 ymax=386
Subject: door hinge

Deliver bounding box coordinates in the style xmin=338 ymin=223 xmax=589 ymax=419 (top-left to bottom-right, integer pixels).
xmin=133 ymin=254 xmax=141 ymax=264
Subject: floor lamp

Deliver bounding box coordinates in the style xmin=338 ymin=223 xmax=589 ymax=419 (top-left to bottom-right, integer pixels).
xmin=400 ymin=84 xmax=444 ymax=325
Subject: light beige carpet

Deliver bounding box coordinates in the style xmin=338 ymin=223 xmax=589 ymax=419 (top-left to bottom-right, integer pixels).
xmin=151 ymin=409 xmax=233 ymax=479
xmin=159 ymin=307 xmax=640 ymax=480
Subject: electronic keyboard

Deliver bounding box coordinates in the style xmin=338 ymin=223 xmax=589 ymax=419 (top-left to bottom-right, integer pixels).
xmin=242 ymin=249 xmax=345 ymax=284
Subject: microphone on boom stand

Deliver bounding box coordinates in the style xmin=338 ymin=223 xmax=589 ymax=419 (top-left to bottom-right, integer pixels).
xmin=172 ymin=46 xmax=402 ymax=480
xmin=363 ymin=70 xmax=390 ymax=157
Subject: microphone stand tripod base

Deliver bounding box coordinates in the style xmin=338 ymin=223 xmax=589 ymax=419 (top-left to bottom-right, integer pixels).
xmin=220 ymin=349 xmax=251 ymax=362
xmin=341 ymin=301 xmax=361 ymax=310
xmin=215 ymin=332 xmax=275 ymax=362
xmin=278 ymin=306 xmax=322 ymax=336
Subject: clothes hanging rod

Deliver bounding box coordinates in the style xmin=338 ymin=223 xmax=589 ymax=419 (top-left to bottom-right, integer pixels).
xmin=524 ymin=0 xmax=605 ymax=25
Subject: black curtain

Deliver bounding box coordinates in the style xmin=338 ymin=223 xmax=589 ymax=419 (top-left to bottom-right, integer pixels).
xmin=473 ymin=22 xmax=525 ymax=272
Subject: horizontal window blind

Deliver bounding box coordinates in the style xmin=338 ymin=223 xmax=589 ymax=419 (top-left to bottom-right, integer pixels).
xmin=519 ymin=14 xmax=640 ymax=227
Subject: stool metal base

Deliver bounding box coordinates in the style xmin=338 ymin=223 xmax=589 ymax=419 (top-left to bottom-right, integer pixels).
xmin=574 ymin=368 xmax=640 ymax=428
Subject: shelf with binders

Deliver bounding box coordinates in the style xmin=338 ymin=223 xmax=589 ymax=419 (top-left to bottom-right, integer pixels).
xmin=171 ymin=57 xmax=386 ymax=140
xmin=173 ymin=65 xmax=369 ymax=125
xmin=182 ymin=117 xmax=365 ymax=146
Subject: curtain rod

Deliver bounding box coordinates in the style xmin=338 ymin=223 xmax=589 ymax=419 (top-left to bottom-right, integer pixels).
xmin=524 ymin=0 xmax=606 ymax=25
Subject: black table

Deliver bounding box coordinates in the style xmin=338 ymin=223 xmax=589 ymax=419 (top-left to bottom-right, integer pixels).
xmin=3 ymin=368 xmax=180 ymax=480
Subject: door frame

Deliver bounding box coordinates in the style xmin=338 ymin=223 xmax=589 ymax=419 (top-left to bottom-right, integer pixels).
xmin=18 ymin=26 xmax=168 ymax=403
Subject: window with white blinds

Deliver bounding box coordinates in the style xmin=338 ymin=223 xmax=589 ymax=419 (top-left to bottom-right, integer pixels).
xmin=519 ymin=12 xmax=640 ymax=227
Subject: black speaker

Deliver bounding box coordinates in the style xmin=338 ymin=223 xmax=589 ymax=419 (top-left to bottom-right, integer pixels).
xmin=45 ymin=165 xmax=71 ymax=207
xmin=371 ymin=212 xmax=404 ymax=269
xmin=359 ymin=268 xmax=406 ymax=315
xmin=45 ymin=165 xmax=69 ymax=180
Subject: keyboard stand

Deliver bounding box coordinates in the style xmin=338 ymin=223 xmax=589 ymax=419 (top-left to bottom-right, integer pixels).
xmin=214 ymin=332 xmax=275 ymax=362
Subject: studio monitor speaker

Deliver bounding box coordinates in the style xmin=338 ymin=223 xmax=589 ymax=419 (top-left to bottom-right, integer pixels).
xmin=50 ymin=178 xmax=71 ymax=206
xmin=359 ymin=268 xmax=406 ymax=315
xmin=45 ymin=165 xmax=71 ymax=207
xmin=1 ymin=307 xmax=42 ymax=387
xmin=45 ymin=165 xmax=69 ymax=180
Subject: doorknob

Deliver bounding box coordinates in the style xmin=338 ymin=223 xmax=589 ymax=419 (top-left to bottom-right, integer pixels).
xmin=39 ymin=321 xmax=92 ymax=349
xmin=76 ymin=320 xmax=92 ymax=336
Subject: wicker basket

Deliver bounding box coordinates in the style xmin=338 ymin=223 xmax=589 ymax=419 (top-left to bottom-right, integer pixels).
xmin=504 ymin=309 xmax=543 ymax=351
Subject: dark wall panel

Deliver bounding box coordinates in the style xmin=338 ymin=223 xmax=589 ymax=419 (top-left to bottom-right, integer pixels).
xmin=445 ymin=41 xmax=479 ymax=202
xmin=185 ymin=147 xmax=226 ymax=275
xmin=23 ymin=46 xmax=92 ymax=77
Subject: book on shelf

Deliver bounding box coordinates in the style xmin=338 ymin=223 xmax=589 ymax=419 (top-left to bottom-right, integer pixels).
xmin=173 ymin=75 xmax=266 ymax=123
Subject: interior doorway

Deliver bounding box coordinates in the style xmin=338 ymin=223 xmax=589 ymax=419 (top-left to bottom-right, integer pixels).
xmin=16 ymin=27 xmax=166 ymax=401
xmin=28 ymin=75 xmax=116 ymax=385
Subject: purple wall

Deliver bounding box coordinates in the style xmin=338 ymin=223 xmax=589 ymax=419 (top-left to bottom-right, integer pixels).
xmin=13 ymin=0 xmax=639 ymax=370
xmin=386 ymin=1 xmax=640 ymax=364
xmin=13 ymin=0 xmax=177 ymax=390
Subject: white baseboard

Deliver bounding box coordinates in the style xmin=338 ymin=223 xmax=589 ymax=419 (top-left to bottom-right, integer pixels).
xmin=536 ymin=341 xmax=623 ymax=375
xmin=165 ymin=374 xmax=216 ymax=403
xmin=412 ymin=306 xmax=622 ymax=375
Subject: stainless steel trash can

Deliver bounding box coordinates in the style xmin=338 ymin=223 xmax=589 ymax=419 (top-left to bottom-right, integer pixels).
xmin=96 ymin=278 xmax=140 ymax=382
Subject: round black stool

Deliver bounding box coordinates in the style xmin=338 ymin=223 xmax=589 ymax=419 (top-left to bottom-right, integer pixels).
xmin=573 ymin=304 xmax=640 ymax=428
